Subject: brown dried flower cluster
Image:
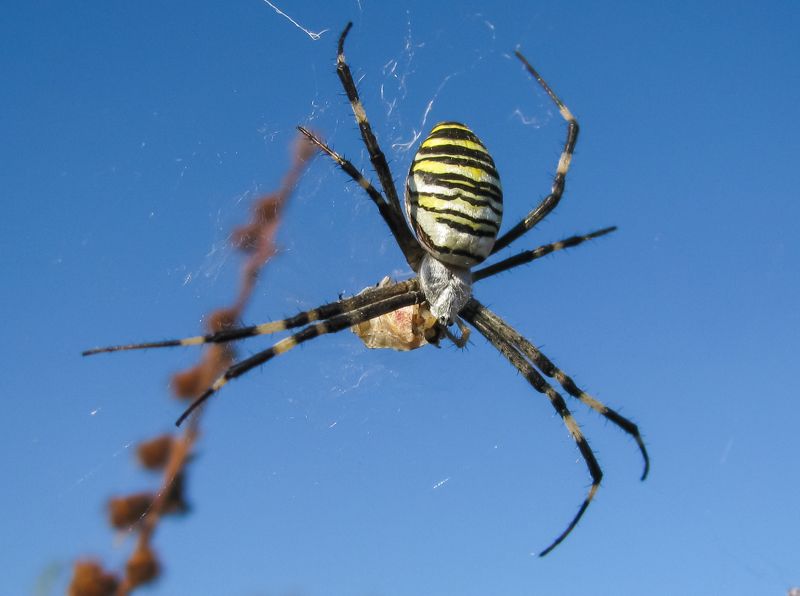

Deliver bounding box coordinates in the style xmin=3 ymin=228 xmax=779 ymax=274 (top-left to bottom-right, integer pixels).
xmin=69 ymin=132 xmax=316 ymax=595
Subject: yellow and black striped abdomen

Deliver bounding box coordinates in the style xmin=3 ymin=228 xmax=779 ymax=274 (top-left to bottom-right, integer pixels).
xmin=405 ymin=122 xmax=502 ymax=268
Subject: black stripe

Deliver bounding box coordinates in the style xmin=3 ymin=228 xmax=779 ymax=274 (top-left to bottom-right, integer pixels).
xmin=412 ymin=171 xmax=502 ymax=202
xmin=412 ymin=223 xmax=483 ymax=260
xmin=407 ymin=189 xmax=503 ymax=217
xmin=416 ymin=143 xmax=497 ymax=168
xmin=415 ymin=203 xmax=500 ymax=230
xmin=427 ymin=127 xmax=484 ymax=145
xmin=433 ymin=217 xmax=498 ymax=238
xmin=413 ymin=154 xmax=499 ymax=180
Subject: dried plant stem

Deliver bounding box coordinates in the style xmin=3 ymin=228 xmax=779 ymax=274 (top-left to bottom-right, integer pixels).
xmin=70 ymin=132 xmax=317 ymax=595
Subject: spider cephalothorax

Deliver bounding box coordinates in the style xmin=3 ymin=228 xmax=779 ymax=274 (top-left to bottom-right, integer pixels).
xmin=85 ymin=22 xmax=649 ymax=557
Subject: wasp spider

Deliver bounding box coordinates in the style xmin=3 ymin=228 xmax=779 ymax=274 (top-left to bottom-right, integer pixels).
xmin=85 ymin=23 xmax=649 ymax=556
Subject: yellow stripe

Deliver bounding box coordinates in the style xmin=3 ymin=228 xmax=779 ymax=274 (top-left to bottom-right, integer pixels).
xmin=420 ymin=137 xmax=487 ymax=155
xmin=255 ymin=321 xmax=287 ymax=335
xmin=412 ymin=159 xmax=491 ymax=183
xmin=273 ymin=337 xmax=297 ymax=355
xmin=352 ymin=99 xmax=367 ymax=124
xmin=564 ymin=414 xmax=581 ymax=440
xmin=181 ymin=336 xmax=205 ymax=346
xmin=431 ymin=122 xmax=471 ymax=134
xmin=556 ymin=153 xmax=572 ymax=175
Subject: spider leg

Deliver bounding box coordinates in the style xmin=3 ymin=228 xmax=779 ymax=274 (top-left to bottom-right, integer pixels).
xmin=473 ymin=226 xmax=616 ymax=282
xmin=491 ymin=52 xmax=579 ymax=255
xmin=332 ymin=23 xmax=425 ymax=271
xmin=175 ymin=288 xmax=425 ymax=426
xmin=83 ymin=280 xmax=418 ymax=356
xmin=297 ymin=126 xmax=424 ymax=270
xmin=468 ymin=301 xmax=649 ymax=480
xmin=336 ymin=23 xmax=402 ymax=216
xmin=461 ymin=298 xmax=601 ymax=556
xmin=444 ymin=316 xmax=471 ymax=348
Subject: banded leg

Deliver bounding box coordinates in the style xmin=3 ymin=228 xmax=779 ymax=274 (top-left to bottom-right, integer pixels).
xmin=83 ymin=280 xmax=419 ymax=356
xmin=336 ymin=23 xmax=402 ymax=216
xmin=473 ymin=226 xmax=616 ymax=283
xmin=469 ymin=301 xmax=649 ymax=480
xmin=175 ymin=289 xmax=425 ymax=426
xmin=461 ymin=298 xmax=601 ymax=556
xmin=335 ymin=23 xmax=424 ymax=271
xmin=297 ymin=126 xmax=424 ymax=270
xmin=443 ymin=316 xmax=471 ymax=348
xmin=491 ymin=52 xmax=580 ymax=255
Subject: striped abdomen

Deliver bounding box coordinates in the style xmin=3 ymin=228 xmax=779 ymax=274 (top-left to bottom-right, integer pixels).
xmin=405 ymin=122 xmax=503 ymax=268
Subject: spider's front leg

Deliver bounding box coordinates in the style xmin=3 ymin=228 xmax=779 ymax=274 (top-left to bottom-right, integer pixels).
xmin=83 ymin=279 xmax=419 ymax=356
xmin=310 ymin=22 xmax=425 ymax=271
xmin=297 ymin=126 xmax=423 ymax=271
xmin=176 ymin=287 xmax=425 ymax=426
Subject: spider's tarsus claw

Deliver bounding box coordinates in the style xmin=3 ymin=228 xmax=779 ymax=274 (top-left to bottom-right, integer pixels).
xmin=538 ymin=535 xmax=563 ymax=557
xmin=338 ymin=22 xmax=353 ymax=52
xmin=629 ymin=432 xmax=650 ymax=481
xmin=175 ymin=388 xmax=214 ymax=427
xmin=639 ymin=446 xmax=650 ymax=481
xmin=297 ymin=126 xmax=313 ymax=141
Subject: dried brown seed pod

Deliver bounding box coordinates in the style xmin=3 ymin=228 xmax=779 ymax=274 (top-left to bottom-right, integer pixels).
xmin=125 ymin=544 xmax=160 ymax=588
xmin=68 ymin=560 xmax=119 ymax=596
xmin=136 ymin=435 xmax=174 ymax=470
xmin=108 ymin=492 xmax=153 ymax=529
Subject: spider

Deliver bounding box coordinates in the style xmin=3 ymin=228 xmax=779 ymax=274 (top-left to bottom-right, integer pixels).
xmin=84 ymin=22 xmax=649 ymax=557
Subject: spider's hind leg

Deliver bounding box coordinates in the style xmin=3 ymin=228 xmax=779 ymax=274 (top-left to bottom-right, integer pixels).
xmin=491 ymin=52 xmax=580 ymax=255
xmin=461 ymin=298 xmax=602 ymax=556
xmin=475 ymin=305 xmax=650 ymax=480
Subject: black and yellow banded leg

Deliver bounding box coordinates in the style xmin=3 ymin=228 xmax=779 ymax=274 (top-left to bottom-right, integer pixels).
xmin=297 ymin=126 xmax=424 ymax=270
xmin=334 ymin=23 xmax=423 ymax=271
xmin=336 ymin=23 xmax=403 ymax=218
xmin=462 ymin=298 xmax=602 ymax=557
xmin=82 ymin=280 xmax=420 ymax=357
xmin=473 ymin=226 xmax=616 ymax=282
xmin=492 ymin=52 xmax=580 ymax=255
xmin=471 ymin=301 xmax=649 ymax=480
xmin=175 ymin=289 xmax=425 ymax=426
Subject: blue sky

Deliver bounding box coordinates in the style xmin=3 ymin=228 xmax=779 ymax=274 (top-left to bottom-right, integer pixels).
xmin=3 ymin=1 xmax=799 ymax=594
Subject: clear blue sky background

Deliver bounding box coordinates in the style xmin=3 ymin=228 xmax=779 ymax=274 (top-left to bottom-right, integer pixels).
xmin=3 ymin=1 xmax=799 ymax=594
